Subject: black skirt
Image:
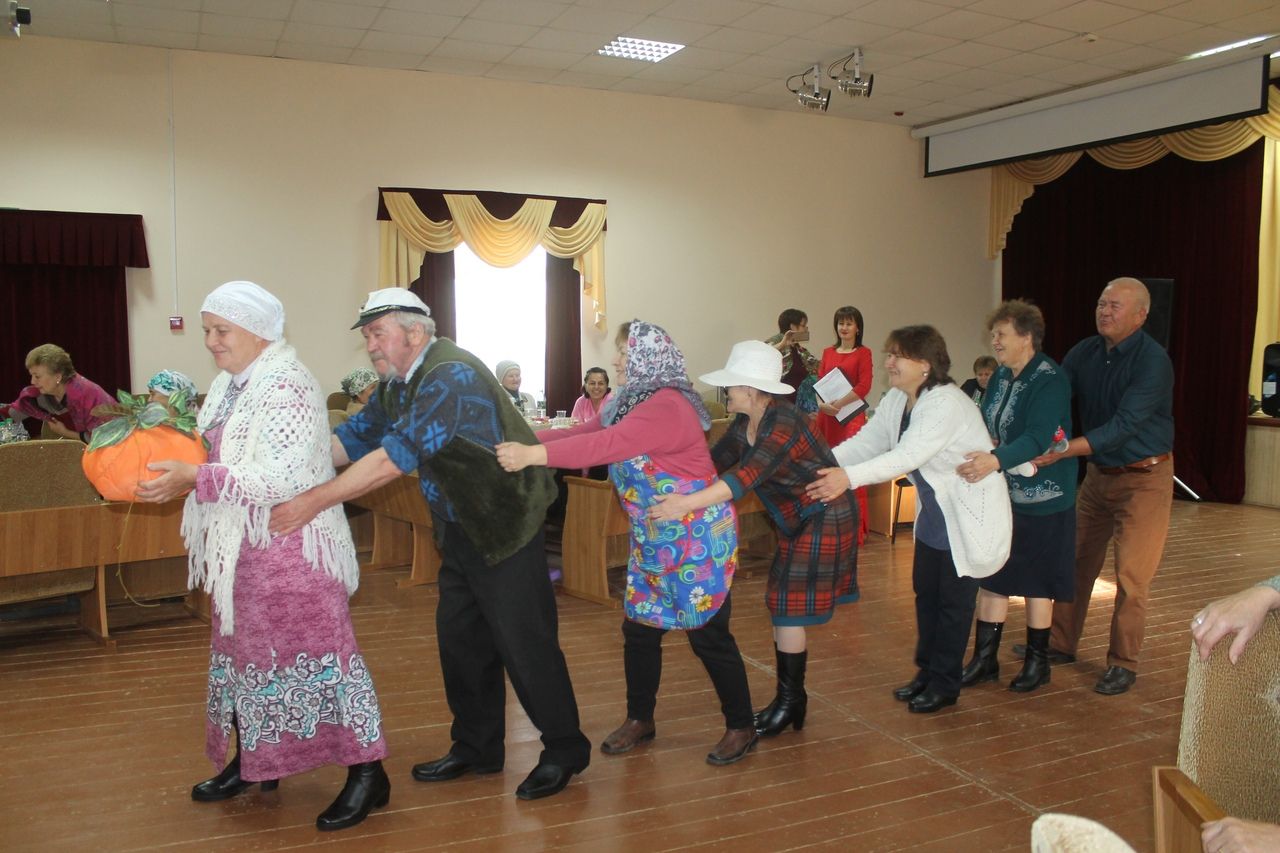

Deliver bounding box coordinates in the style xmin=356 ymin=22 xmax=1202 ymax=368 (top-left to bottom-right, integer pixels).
xmin=979 ymin=507 xmax=1076 ymax=601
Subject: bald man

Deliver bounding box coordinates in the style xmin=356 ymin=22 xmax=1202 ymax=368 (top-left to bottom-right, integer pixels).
xmin=1028 ymin=278 xmax=1175 ymax=695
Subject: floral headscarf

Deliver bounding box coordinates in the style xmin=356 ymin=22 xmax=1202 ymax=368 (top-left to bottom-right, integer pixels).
xmin=600 ymin=319 xmax=711 ymax=429
xmin=146 ymin=369 xmax=197 ymax=399
xmin=340 ymin=366 xmax=379 ymax=399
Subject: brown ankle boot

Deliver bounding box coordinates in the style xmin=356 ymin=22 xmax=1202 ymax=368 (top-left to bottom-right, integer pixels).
xmin=600 ymin=719 xmax=656 ymax=755
xmin=706 ymin=727 xmax=758 ymax=766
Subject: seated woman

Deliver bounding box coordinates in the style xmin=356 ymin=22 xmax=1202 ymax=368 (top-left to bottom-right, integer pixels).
xmin=496 ymin=320 xmax=756 ymax=766
xmin=808 ymin=325 xmax=1011 ymax=713
xmin=570 ymin=367 xmax=612 ymax=424
xmin=650 ymin=340 xmax=859 ymax=737
xmin=495 ymin=360 xmax=536 ymax=413
xmin=340 ymin=367 xmax=379 ymax=416
xmin=147 ymin=369 xmax=198 ymax=407
xmin=1 ymin=343 xmax=112 ymax=441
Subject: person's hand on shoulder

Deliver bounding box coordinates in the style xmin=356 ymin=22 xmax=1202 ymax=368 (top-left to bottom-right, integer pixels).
xmin=805 ymin=467 xmax=850 ymax=503
xmin=495 ymin=441 xmax=546 ymax=472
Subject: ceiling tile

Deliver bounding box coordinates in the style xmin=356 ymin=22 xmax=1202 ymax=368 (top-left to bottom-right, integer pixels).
xmin=36 ymin=20 xmax=118 ymax=40
xmin=625 ymin=17 xmax=721 ymax=43
xmin=1036 ymin=35 xmax=1135 ymax=60
xmin=950 ymin=88 xmax=1021 ymax=108
xmin=729 ymin=91 xmax=789 ymax=109
xmin=655 ymin=0 xmax=762 ymax=27
xmin=357 ymin=30 xmax=443 ymax=53
xmin=570 ymin=0 xmax=669 ymax=12
xmin=983 ymin=51 xmax=1073 ymax=74
xmin=761 ymin=35 xmax=855 ymax=64
xmin=731 ymin=4 xmax=833 ymax=35
xmin=661 ymin=44 xmax=750 ymax=69
xmin=770 ymin=0 xmax=878 ymax=15
xmin=347 ymin=50 xmax=427 ymax=70
xmin=693 ymin=27 xmax=785 ymax=54
xmin=290 ymin=0 xmax=380 ymax=30
xmin=470 ymin=0 xmax=570 ymax=27
xmin=944 ymin=66 xmax=1022 ymax=88
xmin=1096 ymin=12 xmax=1201 ymax=42
xmin=484 ymin=64 xmax=559 ymax=83
xmin=804 ymin=17 xmax=898 ymax=46
xmin=547 ymin=7 xmax=648 ymax=35
xmin=1106 ymin=0 xmax=1186 ymax=10
xmin=110 ymin=4 xmax=199 ymax=31
xmin=925 ymin=41 xmax=1020 ymax=67
xmin=1033 ymin=1 xmax=1147 ymax=31
xmin=1090 ymin=43 xmax=1181 ymax=69
xmin=388 ymin=0 xmax=482 ymax=14
xmin=1163 ymin=0 xmax=1276 ymax=26
xmin=196 ymin=34 xmax=278 ymax=55
xmin=554 ymin=70 xmax=631 ymax=89
xmin=724 ymin=54 xmax=803 ymax=77
xmin=988 ymin=76 xmax=1069 ymax=97
xmin=1034 ymin=60 xmax=1120 ymax=84
xmin=917 ymin=9 xmax=1022 ymax=40
xmin=895 ymin=80 xmax=975 ymax=101
xmin=1223 ymin=9 xmax=1280 ymax=32
xmin=275 ymin=42 xmax=355 ymax=63
xmin=280 ymin=22 xmax=365 ymax=48
xmin=416 ymin=55 xmax=496 ymax=74
xmin=571 ymin=53 xmax=651 ymax=74
xmin=975 ymin=20 xmax=1076 ymax=50
xmin=631 ymin=62 xmax=711 ymax=83
xmin=524 ymin=28 xmax=614 ymax=52
xmin=110 ymin=0 xmax=200 ymax=10
xmin=608 ymin=77 xmax=683 ymax=95
xmin=697 ymin=69 xmax=771 ymax=90
xmin=449 ymin=19 xmax=539 ymax=45
xmin=115 ymin=27 xmax=200 ymax=49
xmin=850 ymin=0 xmax=964 ymax=29
xmin=33 ymin=0 xmax=114 ymax=23
xmin=200 ymin=14 xmax=286 ymax=40
xmin=504 ymin=46 xmax=588 ymax=69
xmin=864 ymin=30 xmax=962 ymax=57
xmin=201 ymin=0 xmax=294 ymax=20
xmin=1150 ymin=24 xmax=1248 ymax=54
xmin=966 ymin=0 xmax=1084 ymax=20
xmin=891 ymin=56 xmax=975 ymax=81
xmin=371 ymin=9 xmax=462 ymax=37
xmin=430 ymin=38 xmax=515 ymax=61
xmin=859 ymin=74 xmax=929 ymax=95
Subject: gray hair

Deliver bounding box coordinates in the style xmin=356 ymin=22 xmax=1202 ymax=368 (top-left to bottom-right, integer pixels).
xmin=1106 ymin=277 xmax=1151 ymax=311
xmin=392 ymin=310 xmax=436 ymax=338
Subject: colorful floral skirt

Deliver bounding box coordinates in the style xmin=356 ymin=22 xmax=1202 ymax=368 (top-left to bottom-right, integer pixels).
xmin=205 ymin=534 xmax=387 ymax=781
xmin=610 ymin=455 xmax=738 ymax=631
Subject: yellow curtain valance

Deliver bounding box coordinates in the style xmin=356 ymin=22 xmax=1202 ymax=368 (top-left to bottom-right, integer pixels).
xmin=378 ymin=190 xmax=608 ymax=328
xmin=989 ymin=87 xmax=1280 ymax=258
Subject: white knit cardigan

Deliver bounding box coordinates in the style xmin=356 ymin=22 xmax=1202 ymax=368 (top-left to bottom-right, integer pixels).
xmin=832 ymin=383 xmax=1012 ymax=578
xmin=183 ymin=341 xmax=359 ymax=635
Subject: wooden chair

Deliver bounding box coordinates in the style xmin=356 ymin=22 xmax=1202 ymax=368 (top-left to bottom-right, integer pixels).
xmin=703 ymin=398 xmax=727 ymax=420
xmin=889 ymin=477 xmax=915 ymax=544
xmin=326 ymin=391 xmax=350 ymax=412
xmin=328 ymin=409 xmax=349 ymax=430
xmin=1152 ymin=612 xmax=1280 ymax=852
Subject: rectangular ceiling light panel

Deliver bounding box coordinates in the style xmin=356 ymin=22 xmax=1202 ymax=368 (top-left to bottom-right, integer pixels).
xmin=598 ymin=36 xmax=685 ymax=63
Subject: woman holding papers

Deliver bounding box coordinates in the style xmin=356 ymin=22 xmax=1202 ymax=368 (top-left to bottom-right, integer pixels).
xmin=817 ymin=306 xmax=873 ymax=544
xmin=649 ymin=340 xmax=859 ymax=738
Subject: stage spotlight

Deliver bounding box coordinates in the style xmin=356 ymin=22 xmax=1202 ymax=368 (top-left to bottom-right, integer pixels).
xmin=788 ymin=64 xmax=831 ymax=112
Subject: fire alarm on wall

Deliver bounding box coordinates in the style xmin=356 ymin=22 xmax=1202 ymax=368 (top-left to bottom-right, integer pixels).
xmin=169 ymin=316 xmax=184 ymax=331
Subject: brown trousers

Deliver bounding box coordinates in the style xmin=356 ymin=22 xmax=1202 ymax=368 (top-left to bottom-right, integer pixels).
xmin=1050 ymin=460 xmax=1173 ymax=670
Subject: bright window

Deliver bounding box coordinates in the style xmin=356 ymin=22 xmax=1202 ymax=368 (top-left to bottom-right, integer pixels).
xmin=453 ymin=242 xmax=547 ymax=405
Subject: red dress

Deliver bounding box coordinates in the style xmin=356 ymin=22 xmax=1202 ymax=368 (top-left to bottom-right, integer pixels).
xmin=817 ymin=346 xmax=873 ymax=543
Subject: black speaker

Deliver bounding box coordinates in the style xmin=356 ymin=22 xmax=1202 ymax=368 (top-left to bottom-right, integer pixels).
xmin=1139 ymin=278 xmax=1174 ymax=349
xmin=1263 ymin=342 xmax=1280 ymax=416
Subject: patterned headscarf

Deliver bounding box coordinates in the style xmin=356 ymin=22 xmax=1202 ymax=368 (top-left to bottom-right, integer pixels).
xmin=340 ymin=366 xmax=379 ymax=399
xmin=147 ymin=369 xmax=197 ymax=399
xmin=600 ymin=319 xmax=711 ymax=429
xmin=201 ymin=280 xmax=286 ymax=342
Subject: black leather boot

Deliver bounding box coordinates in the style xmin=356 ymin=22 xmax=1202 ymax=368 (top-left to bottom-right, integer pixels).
xmin=1009 ymin=627 xmax=1052 ymax=693
xmin=752 ymin=643 xmax=779 ymax=728
xmin=191 ymin=751 xmax=279 ymax=802
xmin=960 ymin=620 xmax=1004 ymax=687
xmin=316 ymin=761 xmax=391 ymax=831
xmin=754 ymin=649 xmax=807 ymax=737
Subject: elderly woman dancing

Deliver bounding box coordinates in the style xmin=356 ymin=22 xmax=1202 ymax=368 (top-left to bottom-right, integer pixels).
xmin=138 ymin=281 xmax=389 ymax=831
xmin=956 ymin=300 xmax=1075 ymax=693
xmin=496 ymin=320 xmax=756 ymax=766
xmin=650 ymin=340 xmax=859 ymax=737
xmin=809 ymin=325 xmax=1011 ymax=713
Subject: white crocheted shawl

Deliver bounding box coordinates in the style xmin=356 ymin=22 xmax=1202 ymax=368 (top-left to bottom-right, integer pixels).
xmin=183 ymin=341 xmax=359 ymax=635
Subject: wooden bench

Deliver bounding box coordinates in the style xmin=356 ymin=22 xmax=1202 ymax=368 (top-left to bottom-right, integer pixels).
xmin=346 ymin=473 xmax=441 ymax=588
xmin=560 ymin=475 xmax=772 ymax=607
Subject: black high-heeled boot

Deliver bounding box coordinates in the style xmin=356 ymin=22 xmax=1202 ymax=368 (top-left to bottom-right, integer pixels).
xmin=754 ymin=649 xmax=807 ymax=737
xmin=316 ymin=760 xmax=391 ymax=831
xmin=1009 ymin=627 xmax=1052 ymax=693
xmin=752 ymin=644 xmax=779 ymax=728
xmin=960 ymin=620 xmax=1003 ymax=687
xmin=191 ymin=751 xmax=279 ymax=802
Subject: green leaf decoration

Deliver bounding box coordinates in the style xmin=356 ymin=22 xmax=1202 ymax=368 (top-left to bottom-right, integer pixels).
xmin=137 ymin=402 xmax=170 ymax=429
xmin=87 ymin=416 xmax=132 ymax=451
xmin=168 ymin=388 xmax=191 ymax=413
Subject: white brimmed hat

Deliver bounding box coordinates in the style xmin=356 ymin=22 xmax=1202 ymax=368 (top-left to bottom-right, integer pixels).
xmin=699 ymin=340 xmax=794 ymax=395
xmin=351 ymin=288 xmax=431 ymax=329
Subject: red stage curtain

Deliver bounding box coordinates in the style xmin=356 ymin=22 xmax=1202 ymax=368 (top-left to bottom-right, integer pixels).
xmin=1002 ymin=142 xmax=1263 ymax=502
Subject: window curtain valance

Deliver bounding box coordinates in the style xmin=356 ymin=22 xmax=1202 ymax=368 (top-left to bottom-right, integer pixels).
xmin=0 ymin=209 xmax=150 ymax=269
xmin=376 ymin=188 xmax=608 ymax=328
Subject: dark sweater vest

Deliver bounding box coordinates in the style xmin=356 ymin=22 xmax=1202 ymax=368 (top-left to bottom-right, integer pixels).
xmin=381 ymin=338 xmax=557 ymax=565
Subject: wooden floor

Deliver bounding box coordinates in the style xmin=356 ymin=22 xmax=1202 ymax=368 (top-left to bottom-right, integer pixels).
xmin=2 ymin=499 xmax=1277 ymax=852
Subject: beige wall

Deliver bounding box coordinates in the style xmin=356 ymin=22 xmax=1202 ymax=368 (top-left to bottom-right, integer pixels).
xmin=1 ymin=36 xmax=995 ymax=402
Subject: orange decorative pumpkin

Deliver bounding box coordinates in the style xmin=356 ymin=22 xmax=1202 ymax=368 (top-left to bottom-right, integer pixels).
xmin=82 ymin=389 xmax=207 ymax=502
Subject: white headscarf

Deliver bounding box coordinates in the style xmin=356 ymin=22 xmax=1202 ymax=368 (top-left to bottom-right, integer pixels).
xmin=201 ymin=280 xmax=285 ymax=341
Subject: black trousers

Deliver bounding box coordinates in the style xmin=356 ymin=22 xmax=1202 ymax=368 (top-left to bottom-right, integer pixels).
xmin=912 ymin=542 xmax=980 ymax=698
xmin=621 ymin=593 xmax=754 ymax=730
xmin=435 ymin=522 xmax=591 ymax=769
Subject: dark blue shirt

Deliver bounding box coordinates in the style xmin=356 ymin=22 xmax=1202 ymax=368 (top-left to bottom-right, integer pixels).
xmin=335 ymin=349 xmax=508 ymax=523
xmin=1060 ymin=329 xmax=1174 ymax=468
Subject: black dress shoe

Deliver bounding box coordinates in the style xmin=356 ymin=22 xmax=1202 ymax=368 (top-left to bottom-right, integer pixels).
xmin=411 ymin=753 xmax=503 ymax=782
xmin=316 ymin=761 xmax=390 ymax=832
xmin=1012 ymin=644 xmax=1076 ymax=664
xmin=191 ymin=756 xmax=279 ymax=802
xmin=515 ymin=762 xmax=584 ymax=800
xmin=907 ymin=689 xmax=958 ymax=714
xmin=1094 ymin=665 xmax=1136 ymax=695
xmin=893 ymin=672 xmax=930 ymax=702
